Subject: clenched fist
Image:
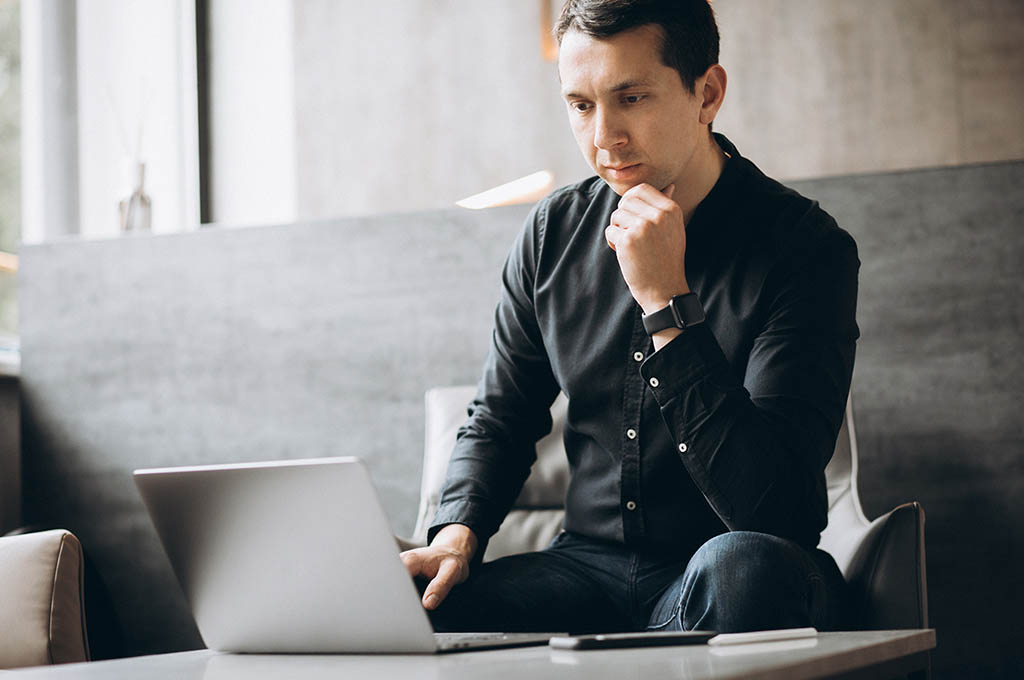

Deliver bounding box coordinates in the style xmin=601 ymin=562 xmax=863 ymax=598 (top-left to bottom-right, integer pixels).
xmin=604 ymin=183 xmax=691 ymax=315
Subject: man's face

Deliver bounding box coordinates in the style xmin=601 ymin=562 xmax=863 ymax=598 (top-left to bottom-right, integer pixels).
xmin=558 ymin=25 xmax=707 ymax=196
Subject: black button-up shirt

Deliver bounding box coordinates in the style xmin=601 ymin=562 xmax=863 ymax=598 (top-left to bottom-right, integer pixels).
xmin=430 ymin=134 xmax=860 ymax=557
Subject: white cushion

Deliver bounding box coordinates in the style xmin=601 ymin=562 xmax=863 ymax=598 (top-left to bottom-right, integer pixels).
xmin=0 ymin=530 xmax=89 ymax=668
xmin=413 ymin=387 xmax=569 ymax=561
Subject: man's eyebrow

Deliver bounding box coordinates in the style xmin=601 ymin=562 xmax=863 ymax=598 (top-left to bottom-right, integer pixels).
xmin=562 ymin=79 xmax=653 ymax=99
xmin=609 ymin=79 xmax=652 ymax=92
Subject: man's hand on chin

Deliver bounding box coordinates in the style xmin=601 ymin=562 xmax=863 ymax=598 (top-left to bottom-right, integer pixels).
xmin=399 ymin=523 xmax=478 ymax=610
xmin=605 ymin=182 xmax=691 ymax=312
xmin=605 ymin=182 xmax=690 ymax=351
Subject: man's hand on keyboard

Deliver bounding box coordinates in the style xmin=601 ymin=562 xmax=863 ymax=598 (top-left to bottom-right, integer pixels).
xmin=400 ymin=524 xmax=478 ymax=610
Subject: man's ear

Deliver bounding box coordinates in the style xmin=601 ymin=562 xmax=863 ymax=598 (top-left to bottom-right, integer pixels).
xmin=698 ymin=64 xmax=727 ymax=126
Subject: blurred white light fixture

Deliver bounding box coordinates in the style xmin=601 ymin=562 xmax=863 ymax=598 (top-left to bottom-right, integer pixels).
xmin=456 ymin=170 xmax=555 ymax=210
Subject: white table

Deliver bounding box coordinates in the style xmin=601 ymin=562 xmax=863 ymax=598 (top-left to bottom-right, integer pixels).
xmin=2 ymin=630 xmax=935 ymax=680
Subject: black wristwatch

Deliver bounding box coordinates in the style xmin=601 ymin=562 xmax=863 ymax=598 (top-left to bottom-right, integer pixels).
xmin=642 ymin=293 xmax=706 ymax=335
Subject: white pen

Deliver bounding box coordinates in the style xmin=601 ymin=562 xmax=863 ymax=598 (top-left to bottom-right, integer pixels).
xmin=707 ymin=627 xmax=818 ymax=646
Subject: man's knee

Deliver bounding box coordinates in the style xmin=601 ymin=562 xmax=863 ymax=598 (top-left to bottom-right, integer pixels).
xmin=677 ymin=531 xmax=824 ymax=632
xmin=688 ymin=531 xmax=801 ymax=590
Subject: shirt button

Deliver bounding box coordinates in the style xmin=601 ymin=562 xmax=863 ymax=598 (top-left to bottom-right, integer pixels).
xmin=626 ymin=428 xmax=637 ymax=440
xmin=649 ymin=377 xmax=660 ymax=388
xmin=633 ymin=351 xmax=644 ymax=362
xmin=626 ymin=501 xmax=637 ymax=511
xmin=678 ymin=442 xmax=688 ymax=453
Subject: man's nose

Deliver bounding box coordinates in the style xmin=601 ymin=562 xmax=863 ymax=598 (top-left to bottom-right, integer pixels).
xmin=593 ymin=108 xmax=627 ymax=150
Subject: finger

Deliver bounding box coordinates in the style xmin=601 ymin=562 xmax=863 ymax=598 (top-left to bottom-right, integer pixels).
xmin=399 ymin=549 xmax=428 ymax=578
xmin=622 ymin=183 xmax=678 ymax=212
xmin=609 ymin=208 xmax=644 ymax=230
xmin=605 ymin=224 xmax=622 ymax=251
xmin=664 ymin=184 xmax=676 ymax=199
xmin=613 ymin=198 xmax=662 ymax=226
xmin=422 ymin=559 xmax=463 ymax=610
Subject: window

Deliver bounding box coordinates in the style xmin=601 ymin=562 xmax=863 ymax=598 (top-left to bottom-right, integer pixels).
xmin=0 ymin=0 xmax=19 ymax=341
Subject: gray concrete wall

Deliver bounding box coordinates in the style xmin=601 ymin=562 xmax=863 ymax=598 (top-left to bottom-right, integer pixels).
xmin=18 ymin=204 xmax=531 ymax=656
xmin=17 ymin=160 xmax=1024 ymax=677
xmin=714 ymin=0 xmax=1024 ymax=180
xmin=226 ymin=0 xmax=1024 ymax=224
xmin=289 ymin=1 xmax=589 ymax=221
xmin=794 ymin=161 xmax=1024 ymax=679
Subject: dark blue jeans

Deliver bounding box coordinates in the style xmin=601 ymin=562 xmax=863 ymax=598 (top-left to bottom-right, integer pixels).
xmin=428 ymin=530 xmax=848 ymax=634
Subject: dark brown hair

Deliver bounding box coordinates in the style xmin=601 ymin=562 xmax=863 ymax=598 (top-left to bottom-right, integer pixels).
xmin=555 ymin=0 xmax=720 ymax=95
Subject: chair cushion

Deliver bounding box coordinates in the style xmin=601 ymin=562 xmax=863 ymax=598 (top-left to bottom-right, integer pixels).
xmin=0 ymin=530 xmax=90 ymax=668
xmin=483 ymin=509 xmax=567 ymax=561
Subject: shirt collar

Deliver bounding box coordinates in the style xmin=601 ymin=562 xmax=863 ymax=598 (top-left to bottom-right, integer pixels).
xmin=686 ymin=132 xmax=744 ymax=238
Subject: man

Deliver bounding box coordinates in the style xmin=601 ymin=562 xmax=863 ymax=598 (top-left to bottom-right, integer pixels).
xmin=401 ymin=0 xmax=858 ymax=634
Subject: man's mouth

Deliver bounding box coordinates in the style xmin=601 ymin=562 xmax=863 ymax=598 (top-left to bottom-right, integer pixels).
xmin=603 ymin=163 xmax=642 ymax=179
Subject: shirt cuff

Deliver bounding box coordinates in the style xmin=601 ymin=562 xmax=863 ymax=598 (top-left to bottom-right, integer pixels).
xmin=639 ymin=322 xmax=736 ymax=403
xmin=427 ymin=499 xmax=495 ymax=564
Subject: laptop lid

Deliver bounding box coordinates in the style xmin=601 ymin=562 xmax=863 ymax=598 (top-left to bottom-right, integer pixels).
xmin=134 ymin=457 xmax=437 ymax=653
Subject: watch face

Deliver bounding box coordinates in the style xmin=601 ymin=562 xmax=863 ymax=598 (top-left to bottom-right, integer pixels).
xmin=671 ymin=294 xmax=706 ymax=327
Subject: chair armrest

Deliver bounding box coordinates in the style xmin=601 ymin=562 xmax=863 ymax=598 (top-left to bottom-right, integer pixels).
xmin=0 ymin=529 xmax=90 ymax=668
xmin=845 ymin=502 xmax=928 ymax=630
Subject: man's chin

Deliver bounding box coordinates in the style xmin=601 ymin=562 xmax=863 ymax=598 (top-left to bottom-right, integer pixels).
xmin=600 ymin=171 xmax=666 ymax=196
xmin=601 ymin=176 xmax=641 ymax=196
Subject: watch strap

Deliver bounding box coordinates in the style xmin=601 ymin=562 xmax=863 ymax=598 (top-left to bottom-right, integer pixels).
xmin=642 ymin=293 xmax=705 ymax=335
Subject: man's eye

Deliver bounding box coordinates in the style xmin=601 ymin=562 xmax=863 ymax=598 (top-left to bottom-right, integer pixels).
xmin=622 ymin=94 xmax=645 ymax=104
xmin=571 ymin=101 xmax=591 ymax=113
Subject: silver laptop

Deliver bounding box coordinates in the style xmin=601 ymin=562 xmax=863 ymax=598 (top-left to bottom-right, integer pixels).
xmin=134 ymin=457 xmax=556 ymax=653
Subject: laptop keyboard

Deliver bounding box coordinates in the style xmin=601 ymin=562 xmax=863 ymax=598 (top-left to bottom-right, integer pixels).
xmin=433 ymin=632 xmax=558 ymax=651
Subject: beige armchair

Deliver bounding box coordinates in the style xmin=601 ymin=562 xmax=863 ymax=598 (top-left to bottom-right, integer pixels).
xmin=0 ymin=529 xmax=90 ymax=669
xmin=410 ymin=386 xmax=928 ymax=630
